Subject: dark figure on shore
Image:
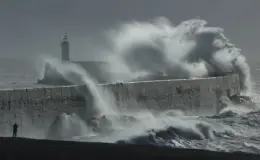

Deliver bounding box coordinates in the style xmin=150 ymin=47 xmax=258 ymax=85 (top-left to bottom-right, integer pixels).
xmin=13 ymin=123 xmax=18 ymax=138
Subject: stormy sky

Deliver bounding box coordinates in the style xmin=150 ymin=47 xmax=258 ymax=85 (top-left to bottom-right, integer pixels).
xmin=1 ymin=0 xmax=260 ymax=60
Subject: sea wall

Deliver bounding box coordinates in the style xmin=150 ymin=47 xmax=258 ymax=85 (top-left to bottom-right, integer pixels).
xmin=0 ymin=74 xmax=240 ymax=137
xmin=101 ymin=74 xmax=240 ymax=114
xmin=0 ymin=86 xmax=86 ymax=137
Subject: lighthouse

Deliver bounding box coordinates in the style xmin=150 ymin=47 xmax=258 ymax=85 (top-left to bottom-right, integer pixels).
xmin=61 ymin=33 xmax=70 ymax=61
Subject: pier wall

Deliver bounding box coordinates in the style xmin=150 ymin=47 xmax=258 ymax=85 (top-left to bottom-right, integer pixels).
xmin=0 ymin=74 xmax=240 ymax=137
xmin=0 ymin=86 xmax=86 ymax=137
xmin=101 ymin=74 xmax=239 ymax=114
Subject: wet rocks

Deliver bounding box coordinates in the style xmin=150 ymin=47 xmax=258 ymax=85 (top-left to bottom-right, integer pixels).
xmin=229 ymin=95 xmax=256 ymax=108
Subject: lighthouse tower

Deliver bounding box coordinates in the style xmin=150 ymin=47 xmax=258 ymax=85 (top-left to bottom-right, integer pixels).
xmin=61 ymin=33 xmax=70 ymax=61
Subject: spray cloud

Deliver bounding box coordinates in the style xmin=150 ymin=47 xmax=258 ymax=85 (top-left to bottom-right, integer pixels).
xmin=105 ymin=17 xmax=251 ymax=93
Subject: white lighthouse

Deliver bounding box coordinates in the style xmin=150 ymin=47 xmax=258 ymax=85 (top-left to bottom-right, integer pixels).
xmin=61 ymin=33 xmax=70 ymax=61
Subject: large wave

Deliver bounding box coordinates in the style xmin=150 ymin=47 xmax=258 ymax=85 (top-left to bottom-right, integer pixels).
xmin=104 ymin=17 xmax=251 ymax=94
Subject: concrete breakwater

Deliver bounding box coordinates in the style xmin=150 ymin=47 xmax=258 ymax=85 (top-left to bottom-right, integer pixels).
xmin=0 ymin=74 xmax=240 ymax=137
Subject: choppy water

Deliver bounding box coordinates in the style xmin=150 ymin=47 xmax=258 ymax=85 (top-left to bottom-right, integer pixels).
xmin=117 ymin=56 xmax=260 ymax=154
xmin=118 ymin=110 xmax=260 ymax=154
xmin=120 ymin=56 xmax=260 ymax=154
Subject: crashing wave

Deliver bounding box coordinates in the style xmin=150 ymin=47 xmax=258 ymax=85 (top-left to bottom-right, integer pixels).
xmin=106 ymin=18 xmax=251 ymax=93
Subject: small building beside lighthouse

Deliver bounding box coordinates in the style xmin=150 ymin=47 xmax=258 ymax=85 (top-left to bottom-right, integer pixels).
xmin=37 ymin=33 xmax=111 ymax=85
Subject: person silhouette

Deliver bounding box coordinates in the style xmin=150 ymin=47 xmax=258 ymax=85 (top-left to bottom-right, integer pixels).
xmin=13 ymin=123 xmax=18 ymax=138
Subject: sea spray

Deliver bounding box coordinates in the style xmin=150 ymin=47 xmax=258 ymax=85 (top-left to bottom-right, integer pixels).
xmin=39 ymin=56 xmax=182 ymax=136
xmin=39 ymin=56 xmax=251 ymax=146
xmin=41 ymin=57 xmax=118 ymax=117
xmin=104 ymin=18 xmax=252 ymax=93
xmin=46 ymin=113 xmax=91 ymax=140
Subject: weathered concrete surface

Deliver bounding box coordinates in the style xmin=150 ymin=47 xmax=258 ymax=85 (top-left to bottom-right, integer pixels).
xmin=0 ymin=74 xmax=240 ymax=137
xmin=102 ymin=74 xmax=240 ymax=114
xmin=0 ymin=137 xmax=259 ymax=160
xmin=0 ymin=85 xmax=86 ymax=137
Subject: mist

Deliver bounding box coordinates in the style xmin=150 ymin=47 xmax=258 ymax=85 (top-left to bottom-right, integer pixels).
xmin=103 ymin=17 xmax=251 ymax=94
